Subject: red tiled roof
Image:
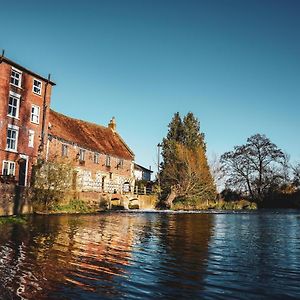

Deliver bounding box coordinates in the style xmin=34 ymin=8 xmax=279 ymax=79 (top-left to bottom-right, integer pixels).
xmin=49 ymin=110 xmax=134 ymax=160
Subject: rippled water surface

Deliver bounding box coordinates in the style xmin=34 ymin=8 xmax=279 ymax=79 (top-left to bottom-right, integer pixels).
xmin=1 ymin=210 xmax=300 ymax=299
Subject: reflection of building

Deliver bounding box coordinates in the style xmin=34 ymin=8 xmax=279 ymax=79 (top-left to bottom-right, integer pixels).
xmin=0 ymin=54 xmax=55 ymax=186
xmin=48 ymin=111 xmax=135 ymax=193
xmin=134 ymin=164 xmax=153 ymax=181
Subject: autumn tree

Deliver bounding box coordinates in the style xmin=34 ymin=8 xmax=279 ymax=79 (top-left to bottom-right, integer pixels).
xmin=160 ymin=112 xmax=216 ymax=207
xmin=32 ymin=158 xmax=74 ymax=209
xmin=221 ymin=134 xmax=285 ymax=202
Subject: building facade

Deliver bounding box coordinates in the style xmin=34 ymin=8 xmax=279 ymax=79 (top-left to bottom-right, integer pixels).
xmin=0 ymin=55 xmax=135 ymax=192
xmin=134 ymin=164 xmax=153 ymax=182
xmin=0 ymin=55 xmax=55 ymax=186
xmin=47 ymin=110 xmax=135 ymax=193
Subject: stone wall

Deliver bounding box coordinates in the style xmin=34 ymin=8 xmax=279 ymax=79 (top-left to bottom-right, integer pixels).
xmin=0 ymin=183 xmax=33 ymax=216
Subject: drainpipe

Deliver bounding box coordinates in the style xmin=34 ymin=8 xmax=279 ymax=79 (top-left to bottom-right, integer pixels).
xmin=39 ymin=74 xmax=50 ymax=156
xmin=0 ymin=49 xmax=5 ymax=64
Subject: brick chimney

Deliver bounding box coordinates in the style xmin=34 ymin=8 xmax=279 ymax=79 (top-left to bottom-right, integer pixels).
xmin=108 ymin=117 xmax=116 ymax=132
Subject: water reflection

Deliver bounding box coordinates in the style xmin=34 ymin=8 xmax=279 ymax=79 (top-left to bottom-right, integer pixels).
xmin=0 ymin=211 xmax=300 ymax=299
xmin=0 ymin=213 xmax=213 ymax=299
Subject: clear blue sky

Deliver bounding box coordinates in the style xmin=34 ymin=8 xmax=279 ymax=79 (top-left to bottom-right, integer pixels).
xmin=1 ymin=0 xmax=299 ymax=171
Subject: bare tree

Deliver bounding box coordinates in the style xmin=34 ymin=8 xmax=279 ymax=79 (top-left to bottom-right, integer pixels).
xmin=221 ymin=134 xmax=285 ymax=201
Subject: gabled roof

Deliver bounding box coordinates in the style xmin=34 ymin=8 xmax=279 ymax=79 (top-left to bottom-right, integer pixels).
xmin=49 ymin=110 xmax=134 ymax=160
xmin=134 ymin=163 xmax=153 ymax=173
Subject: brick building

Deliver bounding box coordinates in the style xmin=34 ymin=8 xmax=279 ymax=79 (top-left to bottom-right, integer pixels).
xmin=47 ymin=110 xmax=135 ymax=193
xmin=0 ymin=55 xmax=55 ymax=186
xmin=0 ymin=54 xmax=135 ymax=192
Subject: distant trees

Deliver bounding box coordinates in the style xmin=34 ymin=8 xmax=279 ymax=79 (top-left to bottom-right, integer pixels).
xmin=221 ymin=134 xmax=286 ymax=202
xmin=160 ymin=112 xmax=216 ymax=207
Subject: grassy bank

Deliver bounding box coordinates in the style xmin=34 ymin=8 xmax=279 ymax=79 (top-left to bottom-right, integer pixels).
xmin=172 ymin=198 xmax=257 ymax=210
xmin=0 ymin=216 xmax=27 ymax=225
xmin=34 ymin=199 xmax=98 ymax=214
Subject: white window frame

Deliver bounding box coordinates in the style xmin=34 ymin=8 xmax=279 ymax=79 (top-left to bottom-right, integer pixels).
xmin=2 ymin=161 xmax=16 ymax=176
xmin=10 ymin=67 xmax=22 ymax=88
xmin=31 ymin=105 xmax=40 ymax=124
xmin=28 ymin=130 xmax=35 ymax=148
xmin=6 ymin=124 xmax=19 ymax=152
xmin=62 ymin=144 xmax=68 ymax=157
xmin=32 ymin=78 xmax=42 ymax=95
xmin=118 ymin=158 xmax=124 ymax=169
xmin=94 ymin=152 xmax=99 ymax=164
xmin=79 ymin=149 xmax=85 ymax=161
xmin=7 ymin=91 xmax=21 ymax=119
xmin=105 ymin=155 xmax=111 ymax=167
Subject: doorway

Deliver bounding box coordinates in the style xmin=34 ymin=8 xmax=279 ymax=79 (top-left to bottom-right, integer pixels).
xmin=18 ymin=158 xmax=27 ymax=186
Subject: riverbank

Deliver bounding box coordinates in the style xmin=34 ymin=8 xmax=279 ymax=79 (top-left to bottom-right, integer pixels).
xmin=172 ymin=198 xmax=257 ymax=210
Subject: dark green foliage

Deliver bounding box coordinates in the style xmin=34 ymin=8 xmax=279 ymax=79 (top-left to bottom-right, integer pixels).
xmin=160 ymin=112 xmax=216 ymax=207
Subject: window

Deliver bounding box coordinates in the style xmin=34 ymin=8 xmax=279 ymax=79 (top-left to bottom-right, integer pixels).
xmin=105 ymin=155 xmax=111 ymax=167
xmin=33 ymin=79 xmax=42 ymax=95
xmin=6 ymin=125 xmax=19 ymax=151
xmin=8 ymin=91 xmax=20 ymax=118
xmin=62 ymin=144 xmax=68 ymax=157
xmin=28 ymin=130 xmax=35 ymax=148
xmin=31 ymin=105 xmax=40 ymax=124
xmin=117 ymin=158 xmax=124 ymax=169
xmin=2 ymin=161 xmax=15 ymax=176
xmin=10 ymin=67 xmax=22 ymax=87
xmin=94 ymin=152 xmax=99 ymax=164
xmin=79 ymin=149 xmax=85 ymax=161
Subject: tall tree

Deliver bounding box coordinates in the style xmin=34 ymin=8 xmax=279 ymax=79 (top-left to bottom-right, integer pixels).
xmin=221 ymin=134 xmax=285 ymax=201
xmin=182 ymin=112 xmax=206 ymax=150
xmin=160 ymin=112 xmax=215 ymax=207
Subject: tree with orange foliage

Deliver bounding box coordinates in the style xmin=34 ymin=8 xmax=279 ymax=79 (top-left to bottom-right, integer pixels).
xmin=160 ymin=112 xmax=216 ymax=208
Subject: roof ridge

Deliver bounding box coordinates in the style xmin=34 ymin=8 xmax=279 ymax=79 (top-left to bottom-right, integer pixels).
xmin=50 ymin=109 xmax=108 ymax=130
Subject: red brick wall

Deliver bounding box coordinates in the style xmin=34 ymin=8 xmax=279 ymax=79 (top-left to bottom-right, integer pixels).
xmin=47 ymin=136 xmax=134 ymax=192
xmin=0 ymin=61 xmax=53 ymax=185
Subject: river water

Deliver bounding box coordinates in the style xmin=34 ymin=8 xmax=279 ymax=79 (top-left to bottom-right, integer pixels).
xmin=0 ymin=210 xmax=300 ymax=300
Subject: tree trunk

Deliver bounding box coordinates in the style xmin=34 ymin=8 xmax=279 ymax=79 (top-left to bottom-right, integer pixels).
xmin=166 ymin=188 xmax=177 ymax=209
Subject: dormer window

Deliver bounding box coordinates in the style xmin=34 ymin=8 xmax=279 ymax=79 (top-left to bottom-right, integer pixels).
xmin=33 ymin=79 xmax=42 ymax=95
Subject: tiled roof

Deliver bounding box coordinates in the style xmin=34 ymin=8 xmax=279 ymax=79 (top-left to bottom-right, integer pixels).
xmin=49 ymin=110 xmax=134 ymax=160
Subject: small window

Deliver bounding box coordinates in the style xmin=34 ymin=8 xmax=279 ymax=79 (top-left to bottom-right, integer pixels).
xmin=10 ymin=67 xmax=22 ymax=87
xmin=62 ymin=144 xmax=68 ymax=157
xmin=105 ymin=155 xmax=111 ymax=167
xmin=117 ymin=158 xmax=124 ymax=169
xmin=6 ymin=125 xmax=19 ymax=151
xmin=33 ymin=79 xmax=42 ymax=95
xmin=28 ymin=130 xmax=35 ymax=148
xmin=31 ymin=105 xmax=40 ymax=124
xmin=2 ymin=161 xmax=15 ymax=176
xmin=94 ymin=152 xmax=99 ymax=164
xmin=79 ymin=149 xmax=85 ymax=161
xmin=7 ymin=92 xmax=20 ymax=118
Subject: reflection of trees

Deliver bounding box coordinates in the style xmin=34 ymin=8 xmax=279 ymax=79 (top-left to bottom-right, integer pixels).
xmin=155 ymin=214 xmax=213 ymax=298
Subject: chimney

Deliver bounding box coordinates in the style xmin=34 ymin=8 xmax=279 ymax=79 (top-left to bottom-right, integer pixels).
xmin=108 ymin=117 xmax=116 ymax=132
